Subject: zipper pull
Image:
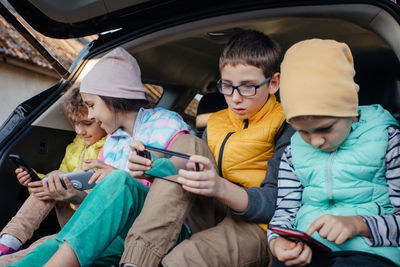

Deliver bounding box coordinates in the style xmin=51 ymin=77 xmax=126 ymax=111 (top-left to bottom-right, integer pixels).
xmin=243 ymin=119 xmax=249 ymax=129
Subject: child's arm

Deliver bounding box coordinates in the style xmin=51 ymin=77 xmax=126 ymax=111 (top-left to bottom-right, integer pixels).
xmin=82 ymin=159 xmax=117 ymax=184
xmin=232 ymin=122 xmax=295 ymax=222
xmin=267 ymin=146 xmax=309 ymax=264
xmin=178 ymin=123 xmax=295 ymax=214
xmin=358 ymin=126 xmax=400 ymax=246
xmin=267 ymin=146 xmax=303 ymax=234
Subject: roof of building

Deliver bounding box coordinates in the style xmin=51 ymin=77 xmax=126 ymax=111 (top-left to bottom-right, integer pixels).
xmin=0 ymin=14 xmax=93 ymax=72
xmin=0 ymin=5 xmax=199 ymax=117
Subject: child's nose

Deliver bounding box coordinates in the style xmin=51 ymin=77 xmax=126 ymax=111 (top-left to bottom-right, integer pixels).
xmin=87 ymin=111 xmax=95 ymax=120
xmin=231 ymin=89 xmax=243 ymax=102
xmin=75 ymin=125 xmax=86 ymax=135
xmin=310 ymin=134 xmax=325 ymax=148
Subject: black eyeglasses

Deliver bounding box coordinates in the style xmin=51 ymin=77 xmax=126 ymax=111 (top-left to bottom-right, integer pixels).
xmin=216 ymin=77 xmax=271 ymax=97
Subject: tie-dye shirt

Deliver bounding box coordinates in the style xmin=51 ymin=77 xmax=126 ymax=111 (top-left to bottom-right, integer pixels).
xmin=101 ymin=107 xmax=193 ymax=186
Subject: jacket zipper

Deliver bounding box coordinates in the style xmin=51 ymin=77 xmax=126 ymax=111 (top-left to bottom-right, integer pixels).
xmin=78 ymin=145 xmax=89 ymax=170
xmin=327 ymin=151 xmax=335 ymax=207
xmin=217 ymin=119 xmax=249 ymax=176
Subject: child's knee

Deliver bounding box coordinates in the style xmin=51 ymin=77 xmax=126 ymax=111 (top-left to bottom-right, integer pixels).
xmin=99 ymin=170 xmax=132 ymax=186
xmin=98 ymin=170 xmax=149 ymax=194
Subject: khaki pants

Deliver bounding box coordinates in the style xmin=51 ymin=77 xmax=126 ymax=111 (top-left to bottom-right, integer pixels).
xmin=121 ymin=134 xmax=271 ymax=267
xmin=0 ymin=194 xmax=55 ymax=244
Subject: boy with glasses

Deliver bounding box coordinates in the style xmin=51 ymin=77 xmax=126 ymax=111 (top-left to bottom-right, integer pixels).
xmin=123 ymin=29 xmax=294 ymax=267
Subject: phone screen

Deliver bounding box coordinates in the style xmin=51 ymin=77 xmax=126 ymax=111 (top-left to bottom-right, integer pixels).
xmin=269 ymin=226 xmax=332 ymax=253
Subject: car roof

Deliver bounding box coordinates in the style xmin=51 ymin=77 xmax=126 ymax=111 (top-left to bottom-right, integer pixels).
xmin=7 ymin=0 xmax=400 ymax=39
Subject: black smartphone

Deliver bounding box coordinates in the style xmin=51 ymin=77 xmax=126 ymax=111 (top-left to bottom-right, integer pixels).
xmin=137 ymin=150 xmax=151 ymax=159
xmin=269 ymin=226 xmax=332 ymax=253
xmin=143 ymin=145 xmax=200 ymax=171
xmin=8 ymin=154 xmax=41 ymax=182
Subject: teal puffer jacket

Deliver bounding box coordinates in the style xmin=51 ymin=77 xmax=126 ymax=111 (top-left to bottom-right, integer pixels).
xmin=291 ymin=104 xmax=400 ymax=264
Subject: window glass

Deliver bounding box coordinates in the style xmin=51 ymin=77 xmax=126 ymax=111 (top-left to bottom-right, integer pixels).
xmin=184 ymin=94 xmax=202 ymax=117
xmin=144 ymin=83 xmax=163 ymax=104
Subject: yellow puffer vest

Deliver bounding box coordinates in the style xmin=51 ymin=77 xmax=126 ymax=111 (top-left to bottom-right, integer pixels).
xmin=53 ymin=135 xmax=106 ymax=210
xmin=207 ymin=95 xmax=285 ymax=231
xmin=207 ymin=94 xmax=284 ymax=187
xmin=58 ymin=135 xmax=106 ymax=174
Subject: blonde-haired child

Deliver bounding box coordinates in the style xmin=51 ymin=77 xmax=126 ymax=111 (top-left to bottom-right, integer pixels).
xmin=0 ymin=87 xmax=106 ymax=261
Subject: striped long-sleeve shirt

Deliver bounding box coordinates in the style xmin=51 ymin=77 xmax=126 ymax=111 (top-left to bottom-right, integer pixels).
xmin=267 ymin=126 xmax=400 ymax=247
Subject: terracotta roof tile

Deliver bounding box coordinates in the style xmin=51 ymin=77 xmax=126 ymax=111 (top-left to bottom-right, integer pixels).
xmin=0 ymin=14 xmax=94 ymax=70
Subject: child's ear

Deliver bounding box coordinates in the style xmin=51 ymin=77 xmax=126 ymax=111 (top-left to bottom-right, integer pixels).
xmin=268 ymin=72 xmax=280 ymax=95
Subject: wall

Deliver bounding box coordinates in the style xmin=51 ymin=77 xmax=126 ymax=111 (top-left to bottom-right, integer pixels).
xmin=0 ymin=61 xmax=58 ymax=124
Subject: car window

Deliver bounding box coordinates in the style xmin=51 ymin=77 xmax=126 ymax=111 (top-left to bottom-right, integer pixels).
xmin=144 ymin=83 xmax=163 ymax=104
xmin=184 ymin=94 xmax=201 ymax=118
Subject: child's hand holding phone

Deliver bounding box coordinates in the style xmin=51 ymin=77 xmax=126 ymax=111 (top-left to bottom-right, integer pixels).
xmin=128 ymin=140 xmax=153 ymax=179
xmin=37 ymin=173 xmax=86 ymax=203
xmin=176 ymin=154 xmax=227 ymax=198
xmin=270 ymin=226 xmax=332 ymax=253
xmin=269 ymin=236 xmax=313 ymax=266
xmin=26 ymin=170 xmax=65 ymax=189
xmin=9 ymin=154 xmax=40 ymax=186
xmin=15 ymin=168 xmax=36 ymax=187
xmin=129 ymin=142 xmax=202 ymax=183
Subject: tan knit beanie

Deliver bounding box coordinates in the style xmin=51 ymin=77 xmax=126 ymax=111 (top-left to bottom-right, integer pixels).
xmin=280 ymin=39 xmax=359 ymax=121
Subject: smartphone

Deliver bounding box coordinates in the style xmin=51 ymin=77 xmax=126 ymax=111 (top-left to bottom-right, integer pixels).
xmin=269 ymin=226 xmax=332 ymax=253
xmin=143 ymin=145 xmax=200 ymax=171
xmin=9 ymin=154 xmax=41 ymax=182
xmin=43 ymin=169 xmax=95 ymax=191
xmin=137 ymin=150 xmax=151 ymax=159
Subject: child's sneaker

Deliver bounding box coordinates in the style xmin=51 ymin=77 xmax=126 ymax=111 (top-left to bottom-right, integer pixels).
xmin=0 ymin=234 xmax=22 ymax=256
xmin=0 ymin=243 xmax=21 ymax=256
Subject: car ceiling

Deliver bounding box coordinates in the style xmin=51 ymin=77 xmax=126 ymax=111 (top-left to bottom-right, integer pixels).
xmin=27 ymin=0 xmax=149 ymax=24
xmin=7 ymin=1 xmax=400 ymax=92
xmin=31 ymin=2 xmax=400 ymax=131
xmin=124 ymin=14 xmax=397 ymax=94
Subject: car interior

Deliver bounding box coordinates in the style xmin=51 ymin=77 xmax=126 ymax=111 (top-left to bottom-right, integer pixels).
xmin=0 ymin=2 xmax=399 ymax=246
